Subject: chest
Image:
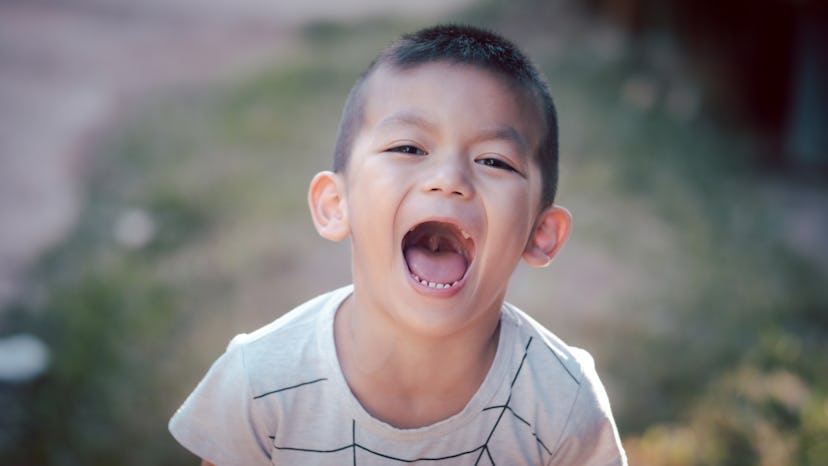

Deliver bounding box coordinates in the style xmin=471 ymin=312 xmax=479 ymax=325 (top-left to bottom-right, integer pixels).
xmin=260 ymin=379 xmax=554 ymax=465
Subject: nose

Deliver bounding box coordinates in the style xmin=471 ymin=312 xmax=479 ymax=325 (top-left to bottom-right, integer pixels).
xmin=421 ymin=154 xmax=473 ymax=199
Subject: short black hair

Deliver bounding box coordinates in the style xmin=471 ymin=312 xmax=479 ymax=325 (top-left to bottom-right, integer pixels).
xmin=333 ymin=24 xmax=560 ymax=207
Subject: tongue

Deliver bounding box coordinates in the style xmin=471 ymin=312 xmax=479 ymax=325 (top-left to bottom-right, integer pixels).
xmin=404 ymin=245 xmax=467 ymax=284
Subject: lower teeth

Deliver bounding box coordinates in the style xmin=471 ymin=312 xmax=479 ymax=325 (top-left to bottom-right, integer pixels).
xmin=413 ymin=275 xmax=454 ymax=289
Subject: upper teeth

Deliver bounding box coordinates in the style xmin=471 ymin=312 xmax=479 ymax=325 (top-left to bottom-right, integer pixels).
xmin=461 ymin=229 xmax=470 ymax=239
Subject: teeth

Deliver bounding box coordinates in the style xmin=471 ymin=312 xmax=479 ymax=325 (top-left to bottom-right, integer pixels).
xmin=461 ymin=229 xmax=471 ymax=239
xmin=412 ymin=274 xmax=454 ymax=289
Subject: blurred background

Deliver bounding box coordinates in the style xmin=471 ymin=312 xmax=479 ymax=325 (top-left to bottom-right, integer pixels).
xmin=1 ymin=0 xmax=827 ymax=464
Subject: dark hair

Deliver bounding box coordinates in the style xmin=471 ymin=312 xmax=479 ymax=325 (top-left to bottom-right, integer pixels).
xmin=333 ymin=24 xmax=560 ymax=207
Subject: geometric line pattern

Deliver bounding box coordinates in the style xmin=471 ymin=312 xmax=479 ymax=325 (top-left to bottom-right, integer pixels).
xmin=254 ymin=377 xmax=328 ymax=399
xmin=267 ymin=337 xmax=552 ymax=464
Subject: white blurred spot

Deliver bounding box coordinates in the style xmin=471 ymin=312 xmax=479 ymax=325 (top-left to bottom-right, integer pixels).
xmin=114 ymin=208 xmax=156 ymax=250
xmin=0 ymin=333 xmax=51 ymax=383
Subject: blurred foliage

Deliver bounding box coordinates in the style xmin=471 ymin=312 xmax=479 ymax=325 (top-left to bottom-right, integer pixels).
xmin=2 ymin=259 xmax=178 ymax=465
xmin=1 ymin=2 xmax=826 ymax=465
xmin=0 ymin=108 xmax=212 ymax=464
xmin=626 ymin=367 xmax=828 ymax=465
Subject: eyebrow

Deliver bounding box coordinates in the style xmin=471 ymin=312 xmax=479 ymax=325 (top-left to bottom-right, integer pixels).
xmin=376 ymin=111 xmax=530 ymax=155
xmin=375 ymin=111 xmax=437 ymax=132
xmin=476 ymin=125 xmax=530 ymax=155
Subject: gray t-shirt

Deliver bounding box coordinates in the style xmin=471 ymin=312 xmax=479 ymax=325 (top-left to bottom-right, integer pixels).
xmin=169 ymin=285 xmax=627 ymax=465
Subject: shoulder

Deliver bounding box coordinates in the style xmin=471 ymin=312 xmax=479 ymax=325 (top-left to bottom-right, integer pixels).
xmin=225 ymin=285 xmax=351 ymax=398
xmin=499 ymin=302 xmax=605 ymax=425
xmin=228 ymin=285 xmax=350 ymax=350
xmin=501 ymin=302 xmax=596 ymax=387
xmin=168 ymin=286 xmax=354 ymax=465
xmin=501 ymin=302 xmax=627 ymax=465
xmin=501 ymin=302 xmax=611 ymax=415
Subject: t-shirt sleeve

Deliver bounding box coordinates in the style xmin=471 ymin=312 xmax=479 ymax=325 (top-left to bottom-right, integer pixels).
xmin=169 ymin=342 xmax=273 ymax=466
xmin=548 ymin=348 xmax=627 ymax=466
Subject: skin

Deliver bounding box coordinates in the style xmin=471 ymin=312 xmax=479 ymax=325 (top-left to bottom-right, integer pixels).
xmin=200 ymin=61 xmax=572 ymax=464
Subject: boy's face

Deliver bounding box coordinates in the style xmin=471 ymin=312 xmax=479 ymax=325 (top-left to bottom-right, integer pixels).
xmin=312 ymin=62 xmax=567 ymax=338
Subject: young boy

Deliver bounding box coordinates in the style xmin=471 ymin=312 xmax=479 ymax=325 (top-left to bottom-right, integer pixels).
xmin=170 ymin=24 xmax=627 ymax=465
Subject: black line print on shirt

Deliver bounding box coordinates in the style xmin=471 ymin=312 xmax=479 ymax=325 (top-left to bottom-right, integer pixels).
xmin=263 ymin=336 xmax=552 ymax=465
xmin=253 ymin=377 xmax=328 ymax=400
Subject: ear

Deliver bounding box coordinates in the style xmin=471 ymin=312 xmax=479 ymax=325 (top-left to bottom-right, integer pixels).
xmin=308 ymin=171 xmax=350 ymax=242
xmin=522 ymin=205 xmax=572 ymax=267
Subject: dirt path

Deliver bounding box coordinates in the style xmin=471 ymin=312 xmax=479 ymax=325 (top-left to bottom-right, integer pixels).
xmin=0 ymin=0 xmax=475 ymax=313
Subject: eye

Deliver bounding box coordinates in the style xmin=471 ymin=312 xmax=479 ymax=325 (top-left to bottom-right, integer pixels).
xmin=476 ymin=157 xmax=517 ymax=173
xmin=388 ymin=145 xmax=426 ymax=156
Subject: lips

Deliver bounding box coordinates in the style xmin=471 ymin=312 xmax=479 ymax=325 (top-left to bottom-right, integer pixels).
xmin=402 ymin=221 xmax=475 ymax=289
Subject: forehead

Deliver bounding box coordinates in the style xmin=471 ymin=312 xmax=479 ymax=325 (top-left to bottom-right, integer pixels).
xmin=358 ymin=62 xmax=545 ymax=149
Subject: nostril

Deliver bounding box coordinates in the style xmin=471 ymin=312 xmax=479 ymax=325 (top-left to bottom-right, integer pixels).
xmin=428 ymin=187 xmax=465 ymax=196
xmin=423 ymin=168 xmax=472 ymax=198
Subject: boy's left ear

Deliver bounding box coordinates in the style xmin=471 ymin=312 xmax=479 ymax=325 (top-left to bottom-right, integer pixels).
xmin=522 ymin=205 xmax=572 ymax=267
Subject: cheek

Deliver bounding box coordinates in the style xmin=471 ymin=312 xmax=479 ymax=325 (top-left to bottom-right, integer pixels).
xmin=485 ymin=186 xmax=534 ymax=246
xmin=345 ymin=165 xmax=401 ymax=236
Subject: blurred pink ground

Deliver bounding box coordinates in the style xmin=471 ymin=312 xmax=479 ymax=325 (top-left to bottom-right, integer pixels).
xmin=0 ymin=0 xmax=475 ymax=313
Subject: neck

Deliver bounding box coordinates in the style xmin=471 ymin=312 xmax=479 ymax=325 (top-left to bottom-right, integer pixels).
xmin=334 ymin=293 xmax=501 ymax=428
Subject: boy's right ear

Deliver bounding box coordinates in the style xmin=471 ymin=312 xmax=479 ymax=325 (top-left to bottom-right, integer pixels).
xmin=308 ymin=171 xmax=350 ymax=242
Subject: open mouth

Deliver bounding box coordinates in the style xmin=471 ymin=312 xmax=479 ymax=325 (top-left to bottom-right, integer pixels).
xmin=402 ymin=221 xmax=475 ymax=290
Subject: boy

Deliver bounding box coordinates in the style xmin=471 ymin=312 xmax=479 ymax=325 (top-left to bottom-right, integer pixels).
xmin=170 ymin=24 xmax=627 ymax=465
